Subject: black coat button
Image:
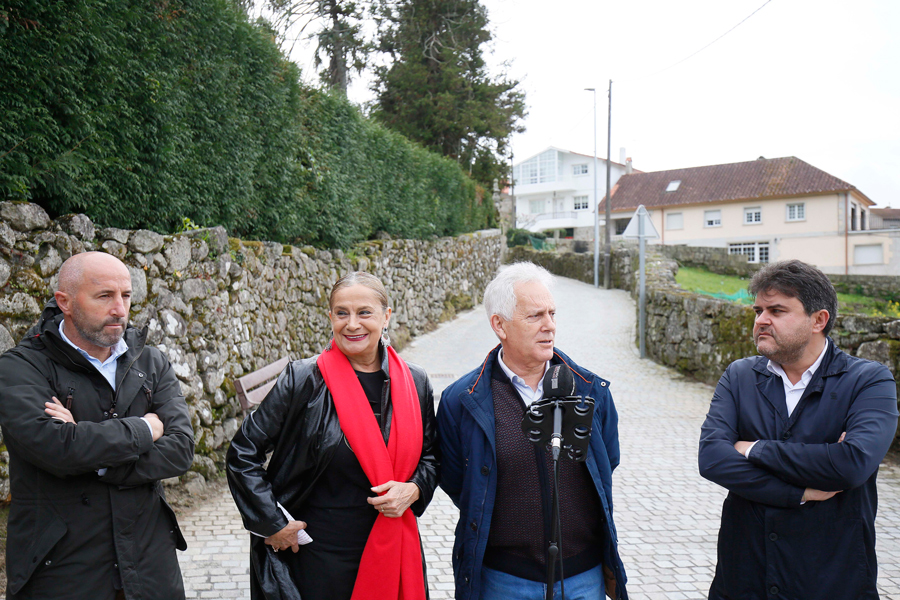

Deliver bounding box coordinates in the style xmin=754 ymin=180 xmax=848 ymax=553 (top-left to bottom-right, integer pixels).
xmin=782 ymin=431 xmax=792 ymax=440
xmin=481 ymin=466 xmax=489 ymax=475
xmin=769 ymin=533 xmax=778 ymax=541
xmin=470 ymin=521 xmax=477 ymax=531
xmin=769 ymin=586 xmax=779 ymax=595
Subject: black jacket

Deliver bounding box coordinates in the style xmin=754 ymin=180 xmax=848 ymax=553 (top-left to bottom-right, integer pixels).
xmin=226 ymin=346 xmax=440 ymax=600
xmin=0 ymin=300 xmax=195 ymax=600
xmin=699 ymin=339 xmax=898 ymax=600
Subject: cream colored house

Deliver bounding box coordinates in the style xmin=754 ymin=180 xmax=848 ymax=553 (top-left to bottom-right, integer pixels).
xmin=601 ymin=156 xmax=900 ymax=275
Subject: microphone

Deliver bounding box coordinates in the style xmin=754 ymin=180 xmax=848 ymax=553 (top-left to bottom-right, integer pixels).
xmin=542 ymin=365 xmax=575 ymax=460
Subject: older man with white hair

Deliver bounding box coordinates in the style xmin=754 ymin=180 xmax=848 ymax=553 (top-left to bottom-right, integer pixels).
xmin=437 ymin=262 xmax=628 ymax=600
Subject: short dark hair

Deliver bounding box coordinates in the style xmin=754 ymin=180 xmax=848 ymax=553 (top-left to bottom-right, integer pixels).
xmin=748 ymin=260 xmax=838 ymax=335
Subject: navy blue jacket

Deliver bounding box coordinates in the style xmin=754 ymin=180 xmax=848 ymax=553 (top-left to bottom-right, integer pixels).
xmin=699 ymin=339 xmax=898 ymax=600
xmin=437 ymin=345 xmax=628 ymax=600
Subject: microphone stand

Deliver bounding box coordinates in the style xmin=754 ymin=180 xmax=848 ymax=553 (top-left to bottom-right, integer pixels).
xmin=523 ymin=396 xmax=594 ymax=600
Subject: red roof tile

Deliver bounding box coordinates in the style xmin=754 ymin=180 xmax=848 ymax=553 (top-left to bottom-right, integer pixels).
xmin=871 ymin=207 xmax=900 ymax=219
xmin=601 ymin=157 xmax=862 ymax=213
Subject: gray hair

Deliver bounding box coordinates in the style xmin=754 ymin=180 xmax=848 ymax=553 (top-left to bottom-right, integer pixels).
xmin=483 ymin=262 xmax=554 ymax=321
xmin=329 ymin=271 xmax=390 ymax=312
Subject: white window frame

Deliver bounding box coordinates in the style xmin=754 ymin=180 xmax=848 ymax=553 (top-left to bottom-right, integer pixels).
xmin=529 ymin=199 xmax=545 ymax=215
xmin=573 ymin=164 xmax=588 ymax=176
xmin=786 ymin=202 xmax=805 ymax=222
xmin=729 ymin=242 xmax=770 ymax=264
xmin=743 ymin=207 xmax=762 ymax=225
xmin=666 ymin=212 xmax=683 ymax=230
xmin=573 ymin=195 xmax=589 ymax=210
xmin=704 ymin=209 xmax=722 ymax=228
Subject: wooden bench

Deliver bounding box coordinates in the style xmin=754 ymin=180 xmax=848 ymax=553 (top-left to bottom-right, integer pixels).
xmin=235 ymin=356 xmax=291 ymax=412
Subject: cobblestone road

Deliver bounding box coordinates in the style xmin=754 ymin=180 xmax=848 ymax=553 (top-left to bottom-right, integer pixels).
xmin=178 ymin=276 xmax=900 ymax=599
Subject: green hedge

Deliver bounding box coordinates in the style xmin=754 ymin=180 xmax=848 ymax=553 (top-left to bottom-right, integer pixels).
xmin=0 ymin=0 xmax=488 ymax=247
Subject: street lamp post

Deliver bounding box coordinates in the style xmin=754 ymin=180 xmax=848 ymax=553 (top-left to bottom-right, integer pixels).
xmin=585 ymin=87 xmax=599 ymax=288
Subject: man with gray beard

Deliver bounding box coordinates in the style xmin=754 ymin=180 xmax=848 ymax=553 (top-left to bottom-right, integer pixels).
xmin=699 ymin=260 xmax=898 ymax=600
xmin=0 ymin=252 xmax=194 ymax=600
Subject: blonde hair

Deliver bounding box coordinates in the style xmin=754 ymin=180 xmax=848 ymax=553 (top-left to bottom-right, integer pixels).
xmin=329 ymin=272 xmax=390 ymax=311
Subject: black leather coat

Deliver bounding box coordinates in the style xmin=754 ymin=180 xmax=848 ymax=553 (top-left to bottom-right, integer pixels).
xmin=226 ymin=346 xmax=439 ymax=600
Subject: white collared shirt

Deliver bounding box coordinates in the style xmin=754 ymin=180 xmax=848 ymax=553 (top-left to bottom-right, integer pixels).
xmin=766 ymin=338 xmax=829 ymax=417
xmin=59 ymin=320 xmax=139 ymax=476
xmin=498 ymin=349 xmax=549 ymax=407
xmin=59 ymin=320 xmax=129 ymax=390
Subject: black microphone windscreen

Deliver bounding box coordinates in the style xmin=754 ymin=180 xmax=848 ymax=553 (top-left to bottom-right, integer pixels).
xmin=542 ymin=364 xmax=576 ymax=398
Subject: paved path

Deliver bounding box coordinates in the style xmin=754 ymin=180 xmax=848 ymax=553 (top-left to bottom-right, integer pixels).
xmin=179 ymin=276 xmax=900 ymax=599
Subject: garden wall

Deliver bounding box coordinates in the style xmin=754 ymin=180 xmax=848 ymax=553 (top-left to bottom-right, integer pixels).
xmin=0 ymin=202 xmax=504 ymax=497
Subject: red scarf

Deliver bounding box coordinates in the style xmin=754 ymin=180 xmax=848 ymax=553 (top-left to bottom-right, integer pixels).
xmin=317 ymin=343 xmax=426 ymax=600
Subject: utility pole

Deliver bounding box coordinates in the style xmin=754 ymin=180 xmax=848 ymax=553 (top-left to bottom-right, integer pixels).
xmin=604 ymin=80 xmax=612 ymax=289
xmin=585 ymin=87 xmax=599 ymax=288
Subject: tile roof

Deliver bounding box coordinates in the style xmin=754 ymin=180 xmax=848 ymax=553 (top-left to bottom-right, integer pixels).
xmin=871 ymin=207 xmax=900 ymax=219
xmin=601 ymin=156 xmax=863 ymax=213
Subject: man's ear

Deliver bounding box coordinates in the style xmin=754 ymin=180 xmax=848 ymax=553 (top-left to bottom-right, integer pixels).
xmin=490 ymin=314 xmax=507 ymax=340
xmin=54 ymin=290 xmax=72 ymax=316
xmin=811 ymin=309 xmax=829 ymax=334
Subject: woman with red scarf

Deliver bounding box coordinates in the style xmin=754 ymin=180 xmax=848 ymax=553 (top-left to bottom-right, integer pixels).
xmin=227 ymin=272 xmax=439 ymax=600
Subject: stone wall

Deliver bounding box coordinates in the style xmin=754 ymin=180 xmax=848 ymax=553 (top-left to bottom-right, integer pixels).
xmin=0 ymin=202 xmax=504 ymax=496
xmin=654 ymin=244 xmax=756 ymax=277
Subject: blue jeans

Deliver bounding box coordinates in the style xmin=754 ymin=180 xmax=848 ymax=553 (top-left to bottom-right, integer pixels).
xmin=480 ymin=564 xmax=605 ymax=600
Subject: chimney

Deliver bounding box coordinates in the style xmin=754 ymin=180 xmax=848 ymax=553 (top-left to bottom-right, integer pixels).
xmin=625 ymin=157 xmax=633 ymax=174
xmin=619 ymin=147 xmax=626 ymax=164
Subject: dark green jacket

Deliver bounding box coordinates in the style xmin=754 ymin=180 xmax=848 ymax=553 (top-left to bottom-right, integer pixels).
xmin=0 ymin=300 xmax=194 ymax=600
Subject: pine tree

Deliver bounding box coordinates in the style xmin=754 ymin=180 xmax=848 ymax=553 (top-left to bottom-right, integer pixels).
xmin=371 ymin=0 xmax=525 ymax=188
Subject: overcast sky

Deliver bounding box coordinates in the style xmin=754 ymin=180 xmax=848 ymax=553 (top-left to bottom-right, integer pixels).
xmin=287 ymin=0 xmax=900 ymax=207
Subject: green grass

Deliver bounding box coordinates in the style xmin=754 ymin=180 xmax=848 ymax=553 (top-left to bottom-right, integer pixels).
xmin=675 ymin=267 xmax=900 ymax=318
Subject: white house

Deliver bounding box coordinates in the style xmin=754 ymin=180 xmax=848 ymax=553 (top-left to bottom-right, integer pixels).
xmin=512 ymin=147 xmax=632 ymax=240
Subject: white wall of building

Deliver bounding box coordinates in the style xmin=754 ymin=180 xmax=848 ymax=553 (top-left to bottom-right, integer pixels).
xmin=512 ymin=148 xmax=628 ymax=235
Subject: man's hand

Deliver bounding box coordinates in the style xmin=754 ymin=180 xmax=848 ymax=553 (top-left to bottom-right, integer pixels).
xmin=368 ymin=481 xmax=420 ymax=518
xmin=802 ymin=488 xmax=841 ymax=502
xmin=44 ymin=396 xmax=75 ymax=424
xmin=265 ymin=520 xmax=307 ymax=553
xmin=603 ymin=564 xmax=617 ymax=599
xmin=143 ymin=413 xmax=164 ymax=441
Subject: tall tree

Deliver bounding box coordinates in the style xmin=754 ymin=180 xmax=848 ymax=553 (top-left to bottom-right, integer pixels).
xmin=371 ymin=0 xmax=525 ymax=188
xmin=250 ymin=0 xmax=369 ymax=94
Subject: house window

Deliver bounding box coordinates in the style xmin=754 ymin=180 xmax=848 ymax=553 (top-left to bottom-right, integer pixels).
xmin=786 ymin=202 xmax=805 ymax=222
xmin=861 ymin=210 xmax=867 ymax=231
xmin=513 ymin=149 xmax=558 ymax=185
xmin=666 ymin=180 xmax=681 ymax=192
xmin=744 ymin=207 xmax=762 ymax=225
xmin=615 ymin=219 xmax=629 ymax=235
xmin=704 ymin=210 xmax=722 ymax=227
xmin=729 ymin=242 xmax=770 ymax=264
xmin=854 ymin=244 xmax=883 ymax=265
xmin=573 ymin=164 xmax=588 ymax=176
xmin=529 ymin=199 xmax=545 ymax=214
xmin=573 ymin=196 xmax=589 ymax=210
xmin=666 ymin=212 xmax=683 ymax=230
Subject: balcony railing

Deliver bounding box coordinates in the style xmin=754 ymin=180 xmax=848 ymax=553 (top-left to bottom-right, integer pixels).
xmin=532 ymin=211 xmax=578 ymax=221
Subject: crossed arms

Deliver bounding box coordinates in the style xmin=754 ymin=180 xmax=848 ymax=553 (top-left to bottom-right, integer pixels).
xmin=698 ymin=362 xmax=898 ymax=508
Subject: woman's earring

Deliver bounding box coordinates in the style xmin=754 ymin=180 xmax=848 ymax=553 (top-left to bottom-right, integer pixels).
xmin=381 ymin=328 xmax=391 ymax=347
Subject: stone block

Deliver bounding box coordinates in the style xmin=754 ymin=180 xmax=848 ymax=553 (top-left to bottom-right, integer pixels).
xmin=0 ymin=201 xmax=51 ymax=231
xmin=129 ymin=229 xmax=164 ymax=253
xmin=0 ymin=292 xmax=41 ymax=317
xmin=159 ymin=308 xmax=187 ymax=338
xmin=128 ymin=265 xmax=147 ymax=305
xmin=0 ymin=325 xmax=15 ymax=354
xmin=191 ymin=454 xmax=218 ymax=480
xmin=56 ymin=213 xmax=95 ymax=241
xmin=164 ymin=236 xmax=192 ymax=273
xmin=99 ymin=227 xmax=130 ymax=244
xmin=101 ymin=240 xmax=127 ymax=260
